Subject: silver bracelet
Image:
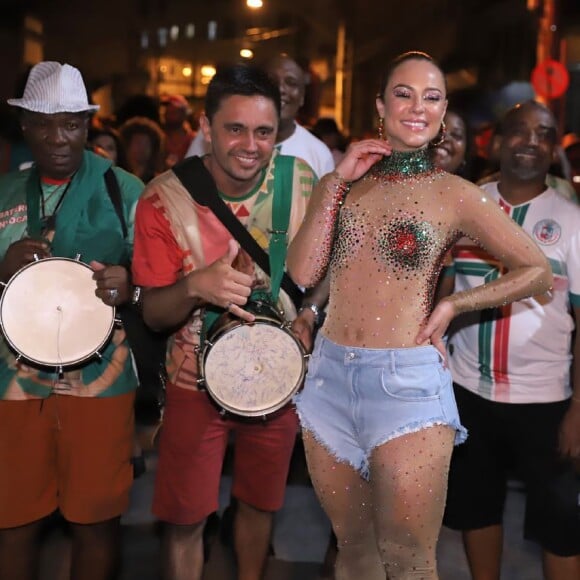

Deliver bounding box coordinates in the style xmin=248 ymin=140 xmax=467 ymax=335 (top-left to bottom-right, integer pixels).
xmin=299 ymin=303 xmax=321 ymax=326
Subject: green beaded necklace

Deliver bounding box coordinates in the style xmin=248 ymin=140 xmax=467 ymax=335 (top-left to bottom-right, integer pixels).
xmin=369 ymin=147 xmax=437 ymax=181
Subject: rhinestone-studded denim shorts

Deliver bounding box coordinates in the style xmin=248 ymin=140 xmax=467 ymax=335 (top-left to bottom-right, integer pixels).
xmin=294 ymin=334 xmax=467 ymax=480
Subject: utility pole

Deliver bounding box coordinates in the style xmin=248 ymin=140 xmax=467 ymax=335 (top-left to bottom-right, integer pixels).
xmin=534 ymin=0 xmax=566 ymax=132
xmin=334 ymin=0 xmax=352 ymax=133
xmin=335 ymin=20 xmax=346 ymax=130
xmin=536 ymin=0 xmax=560 ymax=63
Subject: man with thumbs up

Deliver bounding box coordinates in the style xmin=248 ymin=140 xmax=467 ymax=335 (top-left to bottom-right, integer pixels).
xmin=132 ymin=64 xmax=320 ymax=580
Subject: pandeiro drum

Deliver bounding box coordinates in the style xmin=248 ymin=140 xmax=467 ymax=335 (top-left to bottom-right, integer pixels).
xmin=0 ymin=257 xmax=115 ymax=370
xmin=199 ymin=300 xmax=307 ymax=418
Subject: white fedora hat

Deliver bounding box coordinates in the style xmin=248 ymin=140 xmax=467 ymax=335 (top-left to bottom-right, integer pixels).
xmin=7 ymin=61 xmax=99 ymax=114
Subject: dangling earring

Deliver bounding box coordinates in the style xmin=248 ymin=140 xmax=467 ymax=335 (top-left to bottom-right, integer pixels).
xmin=430 ymin=120 xmax=447 ymax=147
xmin=378 ymin=117 xmax=385 ymax=140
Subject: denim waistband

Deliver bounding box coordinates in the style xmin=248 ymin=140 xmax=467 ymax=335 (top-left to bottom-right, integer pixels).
xmin=313 ymin=333 xmax=443 ymax=368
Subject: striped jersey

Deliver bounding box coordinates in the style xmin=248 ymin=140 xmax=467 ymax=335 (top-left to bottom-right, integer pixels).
xmin=446 ymin=182 xmax=580 ymax=403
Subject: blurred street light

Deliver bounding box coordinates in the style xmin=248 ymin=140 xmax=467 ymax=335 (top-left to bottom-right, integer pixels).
xmin=200 ymin=65 xmax=217 ymax=85
xmin=240 ymin=48 xmax=254 ymax=59
xmin=247 ymin=0 xmax=264 ymax=9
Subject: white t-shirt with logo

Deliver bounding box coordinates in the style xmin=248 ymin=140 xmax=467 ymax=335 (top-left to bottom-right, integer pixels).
xmin=447 ymin=182 xmax=580 ymax=403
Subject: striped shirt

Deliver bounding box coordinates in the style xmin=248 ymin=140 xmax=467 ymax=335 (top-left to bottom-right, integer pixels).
xmin=446 ymin=182 xmax=580 ymax=403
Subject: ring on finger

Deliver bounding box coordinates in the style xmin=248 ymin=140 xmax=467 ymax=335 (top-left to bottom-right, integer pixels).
xmin=108 ymin=288 xmax=119 ymax=302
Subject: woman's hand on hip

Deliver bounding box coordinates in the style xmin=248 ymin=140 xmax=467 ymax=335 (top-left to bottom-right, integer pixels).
xmin=415 ymin=299 xmax=456 ymax=360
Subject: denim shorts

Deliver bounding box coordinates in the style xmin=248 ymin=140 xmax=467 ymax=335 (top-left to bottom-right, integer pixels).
xmin=294 ymin=334 xmax=467 ymax=480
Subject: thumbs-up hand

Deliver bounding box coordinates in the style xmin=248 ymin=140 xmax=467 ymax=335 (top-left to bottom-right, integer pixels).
xmin=232 ymin=247 xmax=255 ymax=278
xmin=186 ymin=240 xmax=255 ymax=322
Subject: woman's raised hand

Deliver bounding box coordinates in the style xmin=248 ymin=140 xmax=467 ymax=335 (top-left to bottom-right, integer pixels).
xmin=334 ymin=139 xmax=392 ymax=182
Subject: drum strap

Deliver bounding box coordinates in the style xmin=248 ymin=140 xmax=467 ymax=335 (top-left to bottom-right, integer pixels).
xmin=172 ymin=156 xmax=303 ymax=309
xmin=104 ymin=168 xmax=128 ymax=238
xmin=269 ymin=154 xmax=293 ymax=303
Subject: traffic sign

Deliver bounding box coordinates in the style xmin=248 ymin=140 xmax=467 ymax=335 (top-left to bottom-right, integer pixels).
xmin=531 ymin=59 xmax=570 ymax=99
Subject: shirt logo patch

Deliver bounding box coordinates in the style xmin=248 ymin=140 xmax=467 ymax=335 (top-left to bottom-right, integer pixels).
xmin=533 ymin=219 xmax=561 ymax=245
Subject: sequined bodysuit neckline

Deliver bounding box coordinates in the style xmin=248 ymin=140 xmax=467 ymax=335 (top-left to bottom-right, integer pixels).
xmin=367 ymin=148 xmax=438 ymax=182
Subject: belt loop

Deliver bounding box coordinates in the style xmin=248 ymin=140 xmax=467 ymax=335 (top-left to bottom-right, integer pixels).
xmin=390 ymin=349 xmax=396 ymax=374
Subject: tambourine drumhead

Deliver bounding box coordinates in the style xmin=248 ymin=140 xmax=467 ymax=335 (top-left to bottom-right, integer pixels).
xmin=202 ymin=304 xmax=305 ymax=417
xmin=0 ymin=258 xmax=115 ymax=367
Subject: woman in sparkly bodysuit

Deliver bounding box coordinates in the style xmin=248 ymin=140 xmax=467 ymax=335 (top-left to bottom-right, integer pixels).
xmin=287 ymin=52 xmax=552 ymax=579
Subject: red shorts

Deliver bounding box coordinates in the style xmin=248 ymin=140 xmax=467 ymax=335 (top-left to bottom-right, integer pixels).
xmin=153 ymin=384 xmax=299 ymax=525
xmin=0 ymin=393 xmax=135 ymax=528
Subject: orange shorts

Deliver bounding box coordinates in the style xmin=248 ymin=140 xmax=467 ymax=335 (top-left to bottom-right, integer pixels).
xmin=0 ymin=392 xmax=135 ymax=528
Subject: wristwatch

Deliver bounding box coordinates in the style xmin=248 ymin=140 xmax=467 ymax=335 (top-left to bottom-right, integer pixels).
xmin=132 ymin=285 xmax=143 ymax=308
xmin=299 ymin=302 xmax=321 ymax=326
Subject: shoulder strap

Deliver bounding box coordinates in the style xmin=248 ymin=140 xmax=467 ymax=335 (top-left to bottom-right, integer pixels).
xmin=104 ymin=167 xmax=128 ymax=238
xmin=172 ymin=156 xmax=303 ymax=308
xmin=269 ymin=154 xmax=294 ymax=302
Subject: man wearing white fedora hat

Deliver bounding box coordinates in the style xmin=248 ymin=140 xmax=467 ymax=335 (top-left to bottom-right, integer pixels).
xmin=0 ymin=61 xmax=144 ymax=579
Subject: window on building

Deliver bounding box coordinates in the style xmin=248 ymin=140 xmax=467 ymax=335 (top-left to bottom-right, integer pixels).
xmin=208 ymin=21 xmax=217 ymax=40
xmin=186 ymin=23 xmax=195 ymax=38
xmin=170 ymin=25 xmax=179 ymax=41
xmin=140 ymin=31 xmax=149 ymax=49
xmin=158 ymin=27 xmax=168 ymax=47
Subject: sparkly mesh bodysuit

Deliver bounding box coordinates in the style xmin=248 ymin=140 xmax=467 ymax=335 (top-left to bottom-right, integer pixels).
xmin=291 ymin=148 xmax=550 ymax=349
xmin=287 ymin=147 xmax=551 ymax=580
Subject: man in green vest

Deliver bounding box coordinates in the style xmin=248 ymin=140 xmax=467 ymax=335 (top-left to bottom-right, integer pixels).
xmin=0 ymin=61 xmax=143 ymax=580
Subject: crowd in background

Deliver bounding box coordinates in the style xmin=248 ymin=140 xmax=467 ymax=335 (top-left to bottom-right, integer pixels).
xmin=2 ymin=82 xmax=580 ymax=201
